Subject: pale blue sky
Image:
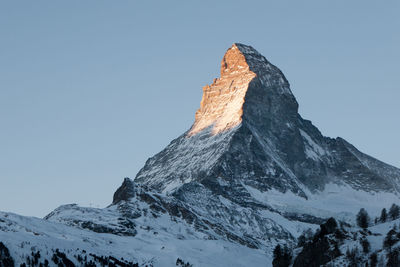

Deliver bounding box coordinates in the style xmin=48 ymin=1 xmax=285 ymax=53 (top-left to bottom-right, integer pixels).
xmin=1 ymin=1 xmax=399 ymax=217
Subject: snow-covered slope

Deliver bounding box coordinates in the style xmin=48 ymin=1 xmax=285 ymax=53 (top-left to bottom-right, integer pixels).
xmin=1 ymin=181 xmax=275 ymax=266
xmin=0 ymin=209 xmax=270 ymax=267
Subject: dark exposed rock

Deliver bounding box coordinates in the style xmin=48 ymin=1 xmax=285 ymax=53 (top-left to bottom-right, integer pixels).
xmin=113 ymin=177 xmax=136 ymax=204
xmin=282 ymin=212 xmax=326 ymax=225
xmin=79 ymin=219 xmax=137 ymax=236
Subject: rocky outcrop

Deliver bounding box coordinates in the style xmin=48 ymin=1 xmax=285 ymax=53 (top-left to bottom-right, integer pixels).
xmin=44 ymin=203 xmax=138 ymax=236
xmin=113 ymin=177 xmax=136 ymax=204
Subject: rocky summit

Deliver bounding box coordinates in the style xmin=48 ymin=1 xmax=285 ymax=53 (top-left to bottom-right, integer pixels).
xmin=1 ymin=43 xmax=400 ymax=267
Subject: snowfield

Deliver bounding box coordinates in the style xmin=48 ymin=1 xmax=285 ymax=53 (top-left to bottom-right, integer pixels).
xmin=0 ymin=210 xmax=271 ymax=267
xmin=245 ymin=183 xmax=400 ymax=224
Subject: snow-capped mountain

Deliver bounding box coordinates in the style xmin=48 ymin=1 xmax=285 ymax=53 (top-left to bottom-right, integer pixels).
xmin=132 ymin=43 xmax=400 ymax=236
xmin=1 ymin=43 xmax=400 ymax=267
xmin=135 ymin=43 xmax=400 ymax=196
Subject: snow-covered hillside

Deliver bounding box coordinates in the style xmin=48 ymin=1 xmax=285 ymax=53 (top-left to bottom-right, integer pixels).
xmin=0 ymin=195 xmax=271 ymax=267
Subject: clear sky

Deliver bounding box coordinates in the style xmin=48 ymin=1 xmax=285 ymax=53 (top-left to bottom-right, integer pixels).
xmin=1 ymin=1 xmax=399 ymax=217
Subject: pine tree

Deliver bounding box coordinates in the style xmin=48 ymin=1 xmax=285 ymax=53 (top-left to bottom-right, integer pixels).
xmin=272 ymin=244 xmax=292 ymax=267
xmin=273 ymin=244 xmax=282 ymax=260
xmin=389 ymin=204 xmax=400 ymax=220
xmin=383 ymin=228 xmax=399 ymax=249
xmin=370 ymin=252 xmax=378 ymax=267
xmin=361 ymin=238 xmax=370 ymax=253
xmin=380 ymin=208 xmax=387 ymax=222
xmin=356 ymin=208 xmax=370 ymax=229
xmin=281 ymin=245 xmax=292 ymax=267
xmin=297 ymin=228 xmax=313 ymax=247
xmin=387 ymin=248 xmax=400 ymax=267
xmin=297 ymin=234 xmax=306 ymax=247
xmin=378 ymin=254 xmax=385 ymax=267
xmin=346 ymin=247 xmax=360 ymax=266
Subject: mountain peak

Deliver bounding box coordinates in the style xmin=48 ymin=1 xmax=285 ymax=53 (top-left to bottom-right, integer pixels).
xmin=220 ymin=43 xmax=254 ymax=76
xmin=189 ymin=43 xmax=296 ymax=136
xmin=135 ymin=42 xmax=400 ymax=200
xmin=223 ymin=43 xmax=266 ymax=68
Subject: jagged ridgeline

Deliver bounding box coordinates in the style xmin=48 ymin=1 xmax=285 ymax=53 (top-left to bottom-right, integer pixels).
xmin=1 ymin=43 xmax=400 ymax=267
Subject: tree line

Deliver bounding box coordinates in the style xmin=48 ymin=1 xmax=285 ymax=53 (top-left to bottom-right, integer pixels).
xmin=357 ymin=203 xmax=400 ymax=229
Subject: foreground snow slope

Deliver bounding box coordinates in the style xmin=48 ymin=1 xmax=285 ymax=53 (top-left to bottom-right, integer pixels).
xmin=0 ymin=209 xmax=271 ymax=267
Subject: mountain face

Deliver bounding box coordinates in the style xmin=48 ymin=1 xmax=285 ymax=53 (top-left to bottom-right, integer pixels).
xmin=135 ymin=43 xmax=400 ymax=197
xmin=1 ymin=43 xmax=400 ymax=267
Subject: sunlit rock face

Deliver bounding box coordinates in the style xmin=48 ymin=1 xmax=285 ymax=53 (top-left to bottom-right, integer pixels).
xmin=189 ymin=44 xmax=256 ymax=135
xmin=189 ymin=43 xmax=297 ymax=136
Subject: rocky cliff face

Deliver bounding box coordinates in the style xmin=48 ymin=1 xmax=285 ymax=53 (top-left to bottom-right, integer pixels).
xmin=189 ymin=44 xmax=257 ymax=136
